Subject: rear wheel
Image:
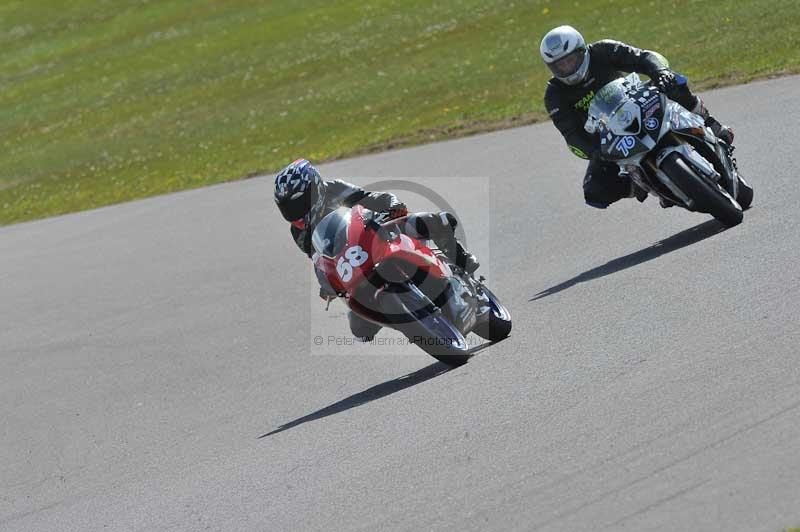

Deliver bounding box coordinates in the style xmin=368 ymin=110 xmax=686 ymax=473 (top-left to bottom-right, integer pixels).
xmin=660 ymin=152 xmax=743 ymax=227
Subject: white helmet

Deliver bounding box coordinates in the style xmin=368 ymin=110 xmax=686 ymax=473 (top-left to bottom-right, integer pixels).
xmin=540 ymin=25 xmax=590 ymax=85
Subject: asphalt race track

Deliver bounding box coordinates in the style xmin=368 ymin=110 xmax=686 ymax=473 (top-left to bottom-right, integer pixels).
xmin=2 ymin=76 xmax=799 ymax=532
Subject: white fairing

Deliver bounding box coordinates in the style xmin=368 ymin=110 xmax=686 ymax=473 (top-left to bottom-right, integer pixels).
xmin=585 ymin=74 xmax=642 ymax=135
xmin=584 ymin=73 xmax=741 ymax=210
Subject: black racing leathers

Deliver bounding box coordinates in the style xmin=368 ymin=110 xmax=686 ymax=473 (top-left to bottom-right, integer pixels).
xmin=544 ymin=40 xmax=702 ymax=208
xmin=544 ymin=40 xmax=669 ymax=160
xmin=290 ymin=179 xmax=404 ymax=258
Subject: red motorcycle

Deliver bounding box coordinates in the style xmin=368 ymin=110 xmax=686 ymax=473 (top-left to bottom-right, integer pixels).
xmin=312 ymin=205 xmax=512 ymax=365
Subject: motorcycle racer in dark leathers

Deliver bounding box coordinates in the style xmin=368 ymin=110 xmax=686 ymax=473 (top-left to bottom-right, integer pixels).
xmin=540 ymin=25 xmax=735 ymax=209
xmin=274 ymin=158 xmax=479 ymax=341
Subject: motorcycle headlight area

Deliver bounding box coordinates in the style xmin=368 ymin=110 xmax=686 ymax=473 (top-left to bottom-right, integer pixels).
xmin=668 ymin=102 xmax=705 ymax=131
xmin=608 ymin=101 xmax=642 ymax=135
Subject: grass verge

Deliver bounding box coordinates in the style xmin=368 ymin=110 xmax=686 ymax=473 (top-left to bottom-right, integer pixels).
xmin=1 ymin=0 xmax=799 ymax=225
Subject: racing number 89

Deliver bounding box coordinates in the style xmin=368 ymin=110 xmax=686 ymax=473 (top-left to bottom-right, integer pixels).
xmin=336 ymin=246 xmax=369 ymax=282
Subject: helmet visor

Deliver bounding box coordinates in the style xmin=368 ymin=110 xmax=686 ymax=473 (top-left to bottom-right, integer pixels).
xmin=547 ymin=48 xmax=585 ymax=78
xmin=276 ymin=188 xmax=314 ymax=222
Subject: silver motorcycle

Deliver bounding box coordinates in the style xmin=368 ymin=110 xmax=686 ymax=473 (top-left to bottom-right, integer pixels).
xmin=585 ymin=73 xmax=753 ymax=226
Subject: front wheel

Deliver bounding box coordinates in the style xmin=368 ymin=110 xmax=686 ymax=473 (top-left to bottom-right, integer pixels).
xmin=737 ymin=175 xmax=754 ymax=210
xmin=660 ymin=152 xmax=743 ymax=227
xmin=378 ymin=283 xmax=471 ymax=366
xmin=401 ymin=314 xmax=471 ymax=366
xmin=473 ymin=284 xmax=512 ymax=342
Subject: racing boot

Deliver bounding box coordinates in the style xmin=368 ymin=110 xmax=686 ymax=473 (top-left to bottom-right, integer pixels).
xmin=431 ymin=223 xmax=479 ymax=275
xmin=632 ymin=182 xmax=649 ymax=203
xmin=620 ymin=174 xmax=649 ymax=203
xmin=659 ymin=197 xmax=675 ymax=209
xmin=454 ymin=241 xmax=480 ymax=275
xmin=705 ymin=116 xmax=735 ymax=145
xmin=693 ymin=99 xmax=734 ymax=145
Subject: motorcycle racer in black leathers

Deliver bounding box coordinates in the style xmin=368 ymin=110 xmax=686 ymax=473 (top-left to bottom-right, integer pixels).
xmin=540 ymin=25 xmax=735 ymax=209
xmin=274 ymin=158 xmax=478 ymax=341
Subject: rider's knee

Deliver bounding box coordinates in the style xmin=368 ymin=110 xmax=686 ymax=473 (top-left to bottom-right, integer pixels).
xmin=404 ymin=213 xmax=432 ymax=237
xmin=405 ymin=211 xmax=457 ymax=237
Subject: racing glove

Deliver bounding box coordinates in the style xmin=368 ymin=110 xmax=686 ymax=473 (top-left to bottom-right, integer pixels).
xmin=386 ymin=203 xmax=408 ymax=220
xmin=653 ymin=69 xmax=677 ymax=94
xmin=374 ymin=203 xmax=408 ymax=223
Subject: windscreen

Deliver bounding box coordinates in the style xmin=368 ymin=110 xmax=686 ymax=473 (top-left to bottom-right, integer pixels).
xmin=311 ymin=208 xmax=351 ymax=258
xmin=587 ymin=79 xmax=628 ymax=122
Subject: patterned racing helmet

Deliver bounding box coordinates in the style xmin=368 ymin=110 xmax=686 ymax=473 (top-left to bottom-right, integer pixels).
xmin=274 ymin=159 xmax=322 ymax=222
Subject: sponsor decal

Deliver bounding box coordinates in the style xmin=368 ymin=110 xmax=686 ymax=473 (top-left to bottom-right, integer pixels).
xmin=596 ymin=85 xmax=617 ymax=103
xmin=548 ymin=107 xmax=560 ymax=117
xmin=575 ymin=90 xmax=595 ymax=112
xmin=638 ymin=94 xmax=660 ymax=107
xmin=644 ymin=102 xmax=661 ymax=118
xmin=545 ymin=34 xmax=563 ymax=53
xmin=644 ymin=117 xmax=659 ymax=131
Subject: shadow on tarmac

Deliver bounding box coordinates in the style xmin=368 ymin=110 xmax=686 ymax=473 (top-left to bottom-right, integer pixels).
xmin=530 ymin=219 xmax=729 ymax=302
xmin=259 ymin=361 xmax=454 ymax=438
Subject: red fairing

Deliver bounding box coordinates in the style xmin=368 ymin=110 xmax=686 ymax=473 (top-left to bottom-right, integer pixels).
xmin=381 ymin=234 xmax=449 ymax=278
xmin=314 ymin=206 xmax=450 ymax=310
xmin=314 ymin=252 xmax=346 ymax=294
